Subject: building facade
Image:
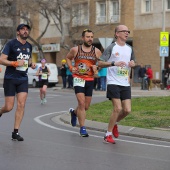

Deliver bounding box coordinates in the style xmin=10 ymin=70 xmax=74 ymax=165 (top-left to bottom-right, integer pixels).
xmin=38 ymin=0 xmax=170 ymax=85
xmin=1 ymin=0 xmax=170 ymax=85
xmin=133 ymin=0 xmax=170 ymax=85
xmin=39 ymin=0 xmax=135 ymax=83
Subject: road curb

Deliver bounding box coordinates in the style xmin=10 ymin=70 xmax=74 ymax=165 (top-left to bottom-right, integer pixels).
xmin=58 ymin=113 xmax=170 ymax=142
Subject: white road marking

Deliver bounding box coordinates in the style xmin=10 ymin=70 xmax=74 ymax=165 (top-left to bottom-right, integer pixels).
xmin=34 ymin=111 xmax=78 ymax=134
xmin=128 ymin=127 xmax=136 ymax=132
xmin=34 ymin=111 xmax=170 ymax=148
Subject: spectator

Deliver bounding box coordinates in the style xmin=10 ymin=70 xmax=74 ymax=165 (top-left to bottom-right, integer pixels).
xmin=165 ymin=63 xmax=170 ymax=90
xmin=146 ymin=66 xmax=153 ymax=91
xmin=93 ymin=70 xmax=100 ymax=91
xmin=98 ymin=67 xmax=107 ymax=91
xmin=96 ymin=71 xmax=101 ymax=91
xmin=60 ymin=59 xmax=67 ymax=89
xmin=66 ymin=61 xmax=73 ymax=89
xmin=138 ymin=63 xmax=146 ymax=90
xmin=93 ymin=77 xmax=98 ymax=90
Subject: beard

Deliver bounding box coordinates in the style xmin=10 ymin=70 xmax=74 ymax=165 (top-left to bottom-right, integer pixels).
xmin=20 ymin=33 xmax=28 ymax=40
xmin=83 ymin=41 xmax=92 ymax=47
xmin=21 ymin=36 xmax=28 ymax=40
xmin=21 ymin=37 xmax=28 ymax=40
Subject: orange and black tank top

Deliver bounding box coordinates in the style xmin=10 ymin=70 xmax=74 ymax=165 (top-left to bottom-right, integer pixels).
xmin=73 ymin=45 xmax=97 ymax=81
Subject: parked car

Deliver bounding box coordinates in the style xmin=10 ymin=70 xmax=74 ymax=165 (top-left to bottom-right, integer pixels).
xmin=28 ymin=63 xmax=58 ymax=87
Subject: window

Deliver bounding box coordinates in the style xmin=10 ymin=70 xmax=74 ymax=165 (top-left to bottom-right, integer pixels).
xmin=81 ymin=3 xmax=89 ymax=25
xmin=96 ymin=1 xmax=106 ymax=24
xmin=72 ymin=3 xmax=89 ymax=26
xmin=167 ymin=0 xmax=170 ymax=9
xmin=145 ymin=0 xmax=151 ymax=12
xmin=141 ymin=0 xmax=152 ymax=13
xmin=109 ymin=0 xmax=119 ymax=23
xmin=96 ymin=0 xmax=120 ymax=24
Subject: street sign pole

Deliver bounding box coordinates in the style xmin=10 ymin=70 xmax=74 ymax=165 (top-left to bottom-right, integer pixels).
xmin=160 ymin=0 xmax=166 ymax=84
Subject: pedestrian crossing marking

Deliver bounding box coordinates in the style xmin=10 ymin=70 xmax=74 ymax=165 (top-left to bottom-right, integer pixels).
xmin=162 ymin=35 xmax=167 ymax=41
xmin=162 ymin=47 xmax=167 ymax=54
xmin=160 ymin=32 xmax=169 ymax=46
xmin=159 ymin=46 xmax=169 ymax=57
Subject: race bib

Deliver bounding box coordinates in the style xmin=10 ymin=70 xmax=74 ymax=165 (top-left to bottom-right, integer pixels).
xmin=16 ymin=60 xmax=28 ymax=71
xmin=117 ymin=67 xmax=129 ymax=77
xmin=41 ymin=73 xmax=48 ymax=80
xmin=73 ymin=77 xmax=85 ymax=87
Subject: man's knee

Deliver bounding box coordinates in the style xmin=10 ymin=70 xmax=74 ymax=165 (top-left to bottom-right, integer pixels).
xmin=114 ymin=107 xmax=122 ymax=113
xmin=3 ymin=105 xmax=13 ymax=113
xmin=123 ymin=108 xmax=131 ymax=115
xmin=17 ymin=101 xmax=26 ymax=110
xmin=85 ymin=105 xmax=90 ymax=111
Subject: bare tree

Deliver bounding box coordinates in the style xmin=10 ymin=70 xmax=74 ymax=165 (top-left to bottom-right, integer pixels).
xmin=0 ymin=0 xmax=15 ymax=51
xmin=17 ymin=0 xmax=52 ymax=59
xmin=17 ymin=0 xmax=79 ymax=57
xmin=0 ymin=0 xmax=85 ymax=55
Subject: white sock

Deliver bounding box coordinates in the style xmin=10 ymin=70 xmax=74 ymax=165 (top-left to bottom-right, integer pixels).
xmin=106 ymin=131 xmax=112 ymax=136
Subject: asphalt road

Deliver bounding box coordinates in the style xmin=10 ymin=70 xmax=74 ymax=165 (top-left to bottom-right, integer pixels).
xmin=0 ymin=87 xmax=170 ymax=170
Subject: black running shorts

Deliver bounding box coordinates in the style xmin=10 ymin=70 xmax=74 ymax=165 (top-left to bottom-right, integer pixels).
xmin=3 ymin=79 xmax=28 ymax=96
xmin=38 ymin=80 xmax=48 ymax=88
xmin=107 ymin=84 xmax=131 ymax=100
xmin=74 ymin=80 xmax=94 ymax=96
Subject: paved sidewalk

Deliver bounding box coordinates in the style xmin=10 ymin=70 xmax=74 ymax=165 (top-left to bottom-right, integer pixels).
xmin=52 ymin=85 xmax=170 ymax=142
xmin=53 ymin=84 xmax=170 ymax=97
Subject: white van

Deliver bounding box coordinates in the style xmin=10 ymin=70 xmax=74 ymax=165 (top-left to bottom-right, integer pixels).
xmin=28 ymin=63 xmax=58 ymax=87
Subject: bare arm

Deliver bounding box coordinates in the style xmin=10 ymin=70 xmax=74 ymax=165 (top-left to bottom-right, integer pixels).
xmin=92 ymin=48 xmax=102 ymax=73
xmin=36 ymin=68 xmax=41 ymax=76
xmin=47 ymin=67 xmax=51 ymax=76
xmin=28 ymin=58 xmax=32 ymax=66
xmin=95 ymin=48 xmax=102 ymax=60
xmin=0 ymin=53 xmax=24 ymax=67
xmin=66 ymin=47 xmax=78 ymax=74
xmin=28 ymin=58 xmax=37 ymax=69
xmin=98 ymin=60 xmax=126 ymax=68
xmin=128 ymin=60 xmax=136 ymax=68
xmin=0 ymin=54 xmax=11 ymax=66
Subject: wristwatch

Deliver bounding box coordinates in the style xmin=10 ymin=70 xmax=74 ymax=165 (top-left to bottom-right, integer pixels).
xmin=111 ymin=61 xmax=115 ymax=66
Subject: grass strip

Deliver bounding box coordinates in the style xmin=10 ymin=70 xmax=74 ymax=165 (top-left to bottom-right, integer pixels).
xmin=86 ymin=96 xmax=170 ymax=129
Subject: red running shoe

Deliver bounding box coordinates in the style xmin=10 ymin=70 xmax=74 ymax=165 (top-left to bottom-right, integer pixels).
xmin=104 ymin=135 xmax=115 ymax=144
xmin=112 ymin=124 xmax=119 ymax=138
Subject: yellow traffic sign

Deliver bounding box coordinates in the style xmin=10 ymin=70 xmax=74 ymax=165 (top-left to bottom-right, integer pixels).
xmin=160 ymin=32 xmax=169 ymax=46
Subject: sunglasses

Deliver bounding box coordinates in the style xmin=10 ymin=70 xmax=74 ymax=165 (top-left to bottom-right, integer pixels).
xmin=82 ymin=29 xmax=93 ymax=36
xmin=83 ymin=29 xmax=92 ymax=32
xmin=117 ymin=30 xmax=130 ymax=34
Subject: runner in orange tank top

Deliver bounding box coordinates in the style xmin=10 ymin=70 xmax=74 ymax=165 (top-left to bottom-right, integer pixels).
xmin=73 ymin=45 xmax=98 ymax=80
xmin=66 ymin=29 xmax=102 ymax=137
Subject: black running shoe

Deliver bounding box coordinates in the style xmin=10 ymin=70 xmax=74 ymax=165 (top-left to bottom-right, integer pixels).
xmin=12 ymin=132 xmax=24 ymax=141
